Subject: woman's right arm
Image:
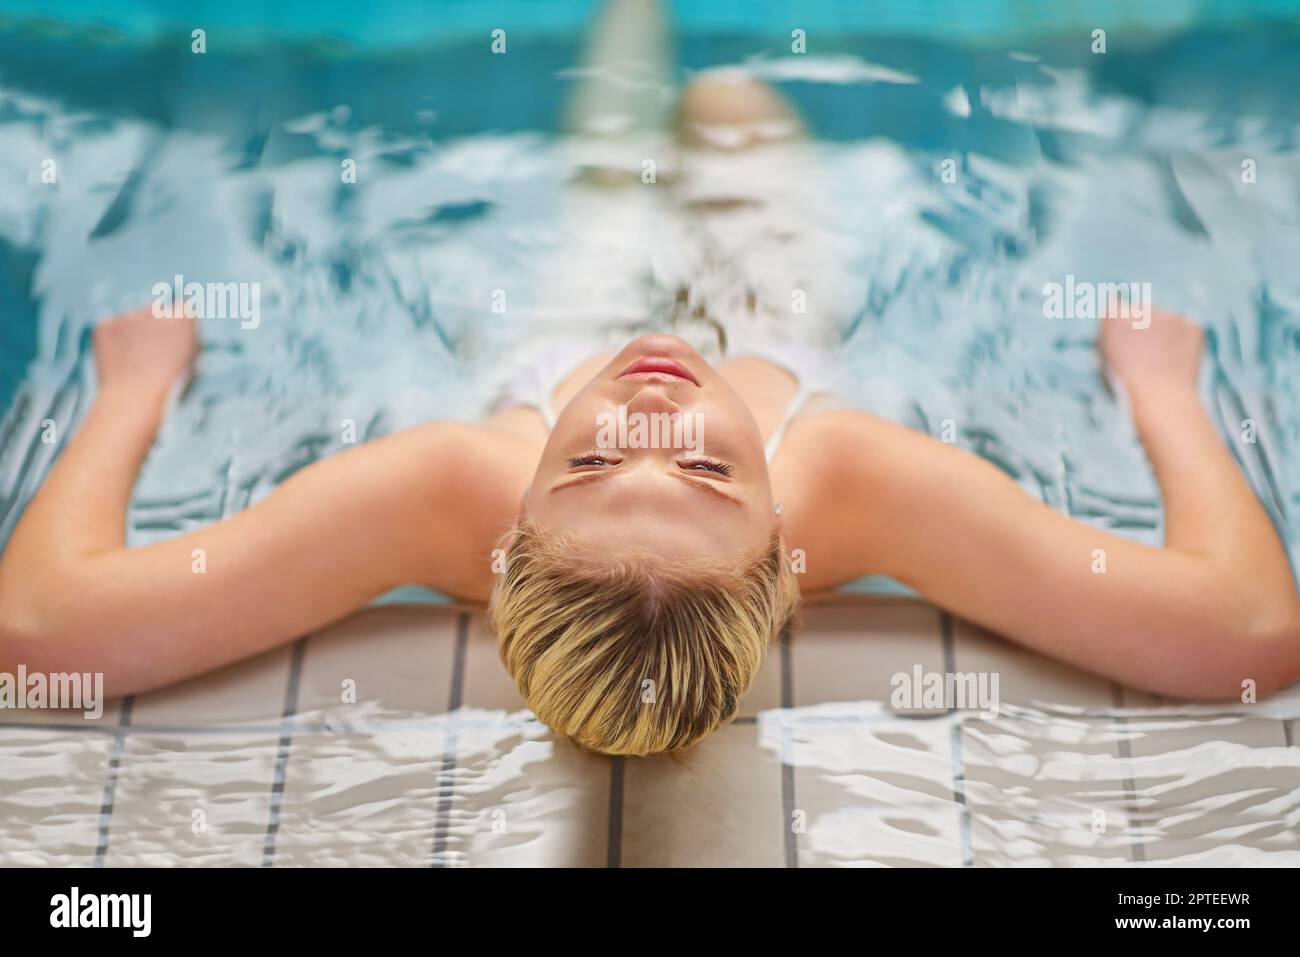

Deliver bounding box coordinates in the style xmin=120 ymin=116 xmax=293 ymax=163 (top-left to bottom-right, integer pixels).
xmin=0 ymin=310 xmax=530 ymax=696
xmin=787 ymin=310 xmax=1300 ymax=700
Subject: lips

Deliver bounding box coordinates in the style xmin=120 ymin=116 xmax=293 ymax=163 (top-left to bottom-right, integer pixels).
xmin=618 ymin=356 xmax=700 ymax=385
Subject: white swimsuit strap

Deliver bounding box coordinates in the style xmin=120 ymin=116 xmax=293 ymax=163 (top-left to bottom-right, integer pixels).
xmin=764 ymin=387 xmax=818 ymax=463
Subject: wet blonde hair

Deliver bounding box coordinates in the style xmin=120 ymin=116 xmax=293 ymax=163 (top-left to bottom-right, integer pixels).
xmin=488 ymin=519 xmax=799 ymax=756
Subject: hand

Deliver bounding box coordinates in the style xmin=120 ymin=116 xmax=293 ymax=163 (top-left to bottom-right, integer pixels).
xmin=1099 ymin=306 xmax=1204 ymax=395
xmin=93 ymin=307 xmax=198 ymax=401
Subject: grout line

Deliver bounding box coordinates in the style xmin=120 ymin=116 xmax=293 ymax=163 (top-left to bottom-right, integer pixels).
xmin=92 ymin=695 xmax=134 ymax=867
xmin=1110 ymin=683 xmax=1146 ymax=864
xmin=606 ymin=758 xmax=624 ymax=869
xmin=779 ymin=626 xmax=797 ymax=868
xmin=430 ymin=613 xmax=469 ymax=867
xmin=1288 ymin=719 xmax=1300 ymax=854
xmin=15 ymin=722 xmax=295 ymax=736
xmin=940 ymin=612 xmax=956 ymax=676
xmin=941 ymin=613 xmax=973 ymax=867
xmin=447 ymin=612 xmax=467 ymax=712
xmin=780 ymin=624 xmax=794 ymax=712
xmin=261 ymin=636 xmax=307 ymax=868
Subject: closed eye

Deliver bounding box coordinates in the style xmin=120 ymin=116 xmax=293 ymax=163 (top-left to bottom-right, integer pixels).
xmin=677 ymin=457 xmax=734 ymax=477
xmin=565 ymin=452 xmax=735 ymax=477
xmin=550 ymin=464 xmax=745 ymax=506
xmin=566 ymin=452 xmax=621 ymax=469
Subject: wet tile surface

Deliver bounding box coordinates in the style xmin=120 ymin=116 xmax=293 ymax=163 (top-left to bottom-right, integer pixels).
xmin=1 ymin=599 xmax=1296 ymax=867
xmin=104 ymin=731 xmax=281 ymax=867
xmin=621 ymin=721 xmax=785 ymax=867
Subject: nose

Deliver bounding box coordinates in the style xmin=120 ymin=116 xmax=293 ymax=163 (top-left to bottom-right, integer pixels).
xmin=625 ymin=386 xmax=681 ymax=417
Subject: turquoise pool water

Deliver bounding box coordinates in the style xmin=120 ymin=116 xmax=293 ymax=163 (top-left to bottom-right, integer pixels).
xmin=0 ymin=2 xmax=1298 ymax=589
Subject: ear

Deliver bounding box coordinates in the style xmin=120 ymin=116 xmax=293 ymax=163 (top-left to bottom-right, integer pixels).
xmin=505 ymin=505 xmax=530 ymax=549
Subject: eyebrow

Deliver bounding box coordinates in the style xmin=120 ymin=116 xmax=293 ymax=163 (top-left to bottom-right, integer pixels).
xmin=550 ymin=470 xmax=746 ymax=507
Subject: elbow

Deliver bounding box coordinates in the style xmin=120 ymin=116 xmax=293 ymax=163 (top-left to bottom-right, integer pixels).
xmin=1176 ymin=604 xmax=1300 ymax=702
xmin=0 ymin=590 xmax=44 ymax=680
xmin=1240 ymin=607 xmax=1300 ymax=698
xmin=0 ymin=571 xmax=132 ymax=701
xmin=0 ymin=563 xmax=80 ymax=656
xmin=0 ymin=563 xmax=42 ymax=643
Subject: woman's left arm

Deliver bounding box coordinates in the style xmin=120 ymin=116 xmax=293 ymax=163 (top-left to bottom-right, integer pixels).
xmin=791 ymin=310 xmax=1300 ymax=699
xmin=0 ymin=309 xmax=528 ymax=695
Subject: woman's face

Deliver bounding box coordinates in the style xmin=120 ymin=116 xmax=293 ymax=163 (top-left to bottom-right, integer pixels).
xmin=525 ymin=334 xmax=776 ymax=563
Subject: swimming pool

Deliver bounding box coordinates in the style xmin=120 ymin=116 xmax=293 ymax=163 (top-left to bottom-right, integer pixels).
xmin=2 ymin=0 xmax=1299 ymax=871
xmin=1 ymin=1 xmax=1297 ymax=594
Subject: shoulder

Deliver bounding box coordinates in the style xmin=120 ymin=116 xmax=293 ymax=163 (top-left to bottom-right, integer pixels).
xmin=774 ymin=405 xmax=1016 ymax=541
xmin=773 ymin=408 xmax=920 ymax=490
xmin=770 ymin=408 xmax=973 ymax=590
xmin=771 ymin=409 xmax=948 ymax=555
xmin=399 ymin=420 xmax=536 ymax=503
xmin=333 ymin=421 xmax=533 ymax=537
xmin=376 ymin=421 xmax=536 ymax=600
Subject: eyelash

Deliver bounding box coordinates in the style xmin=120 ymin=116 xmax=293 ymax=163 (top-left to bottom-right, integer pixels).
xmin=679 ymin=457 xmax=734 ymax=476
xmin=567 ymin=453 xmax=620 ymax=468
xmin=566 ymin=453 xmax=734 ymax=476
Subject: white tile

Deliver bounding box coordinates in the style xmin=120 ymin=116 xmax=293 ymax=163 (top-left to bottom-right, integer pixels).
xmin=1121 ymin=716 xmax=1300 ymax=863
xmin=297 ymin=606 xmax=460 ymax=720
xmin=442 ymin=717 xmax=611 ymax=867
xmin=103 ymin=731 xmax=280 ymax=867
xmin=786 ymin=706 xmax=963 ymax=867
xmin=621 ymin=722 xmax=784 ymax=867
xmin=271 ymin=726 xmax=447 ymax=867
xmin=794 ymin=603 xmax=946 ymax=713
xmin=953 ymin=619 xmax=1115 ymax=710
xmin=131 ymin=646 xmax=292 ymax=727
xmin=0 ymin=727 xmax=115 ymax=866
xmin=962 ymin=714 xmax=1134 ymax=866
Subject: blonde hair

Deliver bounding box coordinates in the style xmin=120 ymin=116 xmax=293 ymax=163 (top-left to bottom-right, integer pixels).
xmin=488 ymin=519 xmax=799 ymax=756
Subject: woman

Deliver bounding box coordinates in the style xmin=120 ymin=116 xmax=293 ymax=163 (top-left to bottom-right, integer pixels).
xmin=1 ymin=5 xmax=1298 ymax=756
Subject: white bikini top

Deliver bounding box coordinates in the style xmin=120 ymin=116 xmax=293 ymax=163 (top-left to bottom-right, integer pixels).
xmin=761 ymin=385 xmax=821 ymax=462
